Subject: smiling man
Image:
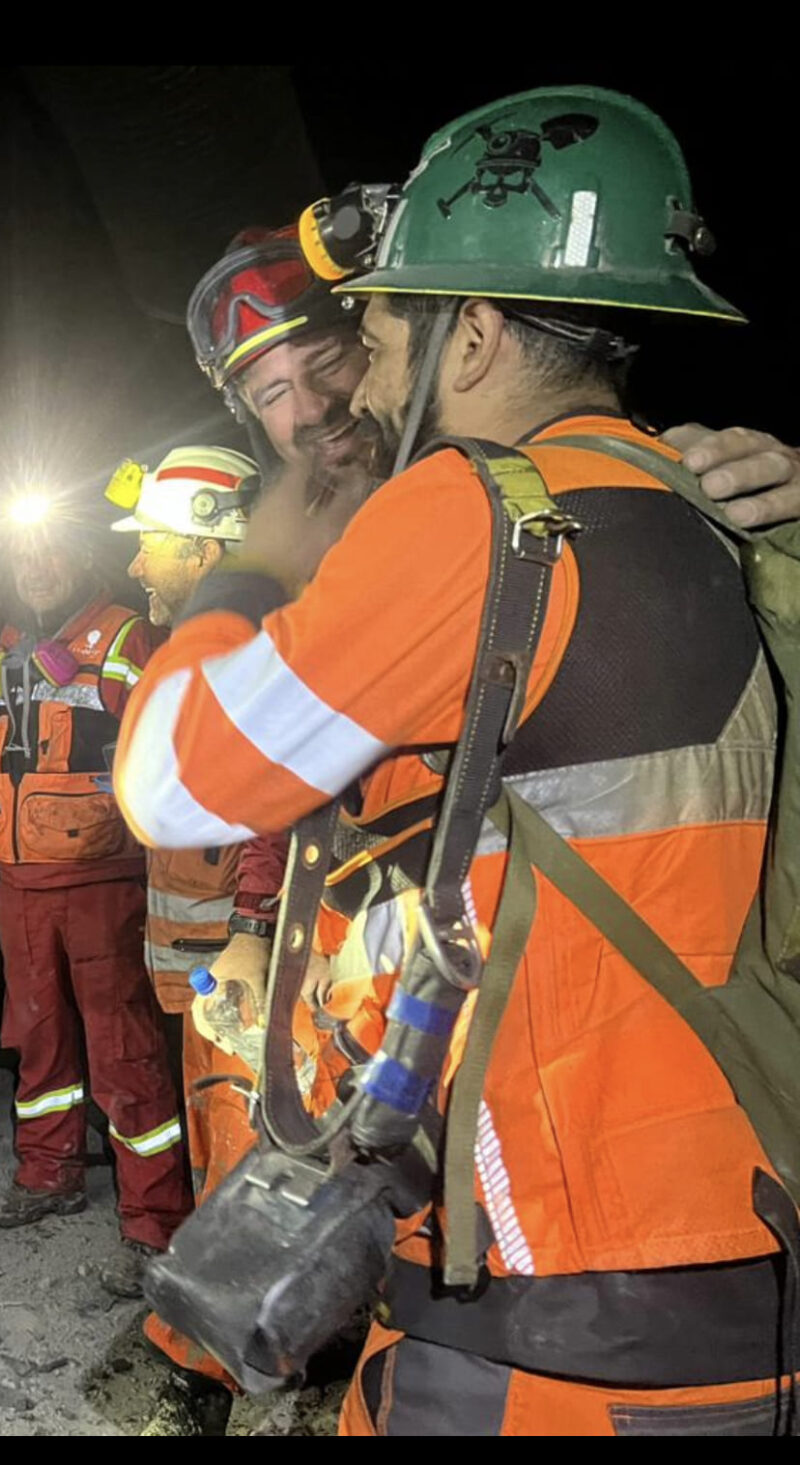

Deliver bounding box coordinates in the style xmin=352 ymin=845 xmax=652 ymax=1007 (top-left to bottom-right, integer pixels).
xmin=127 ymin=527 xmax=217 ymax=630
xmin=187 ymin=227 xmax=377 ymax=511
xmin=112 ymin=444 xmax=293 ymax=1434
xmin=236 ymin=328 xmax=367 ymax=475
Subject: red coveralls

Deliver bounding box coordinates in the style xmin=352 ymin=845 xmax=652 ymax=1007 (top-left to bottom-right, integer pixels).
xmin=0 ymin=591 xmax=190 ymax=1248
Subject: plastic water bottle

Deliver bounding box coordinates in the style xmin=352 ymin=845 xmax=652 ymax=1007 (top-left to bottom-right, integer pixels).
xmin=189 ymin=967 xmax=265 ymax=1072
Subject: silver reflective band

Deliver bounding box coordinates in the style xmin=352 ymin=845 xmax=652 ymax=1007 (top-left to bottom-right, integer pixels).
xmin=31 ymin=683 xmax=104 ymax=710
xmin=562 ymin=190 xmax=598 ymax=268
xmin=478 ymin=743 xmax=774 ymax=852
xmin=109 ymin=1118 xmax=182 ymax=1157
xmin=16 ymin=1083 xmax=85 ymax=1120
xmin=145 ymin=941 xmax=213 ymax=976
xmin=147 ymin=888 xmax=235 ymax=927
xmin=478 ymin=655 xmax=775 ymax=852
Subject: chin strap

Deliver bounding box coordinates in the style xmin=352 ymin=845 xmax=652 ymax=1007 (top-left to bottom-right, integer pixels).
xmin=391 ymin=302 xmax=460 ymax=475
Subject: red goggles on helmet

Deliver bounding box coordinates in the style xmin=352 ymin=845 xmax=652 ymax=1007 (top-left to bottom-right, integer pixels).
xmin=187 ymin=235 xmax=356 ymax=397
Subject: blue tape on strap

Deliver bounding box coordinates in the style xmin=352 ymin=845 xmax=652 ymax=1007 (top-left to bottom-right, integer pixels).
xmin=387 ymin=988 xmax=457 ymax=1039
xmin=362 ymin=1055 xmax=433 ymax=1116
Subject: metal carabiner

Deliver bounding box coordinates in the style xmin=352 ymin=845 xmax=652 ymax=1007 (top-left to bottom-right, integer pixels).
xmin=417 ymin=902 xmax=483 ymax=991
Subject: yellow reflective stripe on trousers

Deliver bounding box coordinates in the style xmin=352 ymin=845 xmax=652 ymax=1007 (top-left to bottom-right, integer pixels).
xmin=16 ymin=1083 xmax=85 ymax=1120
xmin=109 ymin=1117 xmax=182 ymax=1157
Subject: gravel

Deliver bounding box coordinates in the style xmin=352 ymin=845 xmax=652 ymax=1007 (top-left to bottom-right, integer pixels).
xmin=0 ymin=1066 xmax=348 ymax=1436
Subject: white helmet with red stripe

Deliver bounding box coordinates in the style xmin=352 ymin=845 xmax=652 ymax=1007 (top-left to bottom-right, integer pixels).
xmin=110 ymin=445 xmax=259 ymax=542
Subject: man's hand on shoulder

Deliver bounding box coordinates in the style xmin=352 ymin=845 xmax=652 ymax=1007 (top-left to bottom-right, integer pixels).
xmin=662 ymin=424 xmax=800 ymax=529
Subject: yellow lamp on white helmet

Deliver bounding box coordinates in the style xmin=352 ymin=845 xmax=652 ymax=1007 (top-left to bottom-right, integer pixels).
xmin=105 ymin=460 xmax=147 ymax=512
xmin=108 ymin=445 xmax=260 ymax=542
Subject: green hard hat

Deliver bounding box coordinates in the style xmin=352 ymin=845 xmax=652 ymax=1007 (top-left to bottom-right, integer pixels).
xmin=338 ymin=86 xmax=744 ymax=323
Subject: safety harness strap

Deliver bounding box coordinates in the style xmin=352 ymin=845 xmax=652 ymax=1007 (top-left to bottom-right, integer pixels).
xmin=501 ymin=783 xmax=702 ymax=999
xmin=349 ymin=438 xmax=577 ymax=1164
xmin=443 ymin=783 xmax=538 ymax=1285
xmin=418 ymin=438 xmax=581 ymax=926
xmin=260 ymin=798 xmax=343 ymax=1151
xmin=258 ymin=438 xmax=571 ymax=1161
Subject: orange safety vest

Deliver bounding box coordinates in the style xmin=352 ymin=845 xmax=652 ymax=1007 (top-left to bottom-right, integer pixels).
xmin=145 ymin=845 xmax=240 ymax=1014
xmin=316 ymin=422 xmax=779 ymax=1278
xmin=0 ymin=597 xmax=142 ymax=866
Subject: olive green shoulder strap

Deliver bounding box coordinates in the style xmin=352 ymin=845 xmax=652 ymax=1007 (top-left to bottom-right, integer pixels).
xmin=542 ymin=431 xmax=755 ymax=540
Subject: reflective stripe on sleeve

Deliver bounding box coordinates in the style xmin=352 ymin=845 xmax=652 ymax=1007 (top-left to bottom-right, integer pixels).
xmin=116 ymin=668 xmax=257 ymax=848
xmin=200 ymin=628 xmax=389 ymax=796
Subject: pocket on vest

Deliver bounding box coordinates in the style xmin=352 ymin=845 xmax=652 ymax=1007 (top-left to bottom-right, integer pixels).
xmin=18 ymin=791 xmax=128 ymax=861
xmin=610 ymin=1390 xmax=793 ymax=1436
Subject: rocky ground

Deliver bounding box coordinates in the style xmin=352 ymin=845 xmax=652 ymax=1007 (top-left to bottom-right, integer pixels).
xmin=0 ymin=1064 xmax=347 ymax=1437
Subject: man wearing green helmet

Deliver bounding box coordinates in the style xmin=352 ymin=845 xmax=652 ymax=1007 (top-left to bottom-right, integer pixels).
xmin=117 ymin=88 xmax=799 ymax=1436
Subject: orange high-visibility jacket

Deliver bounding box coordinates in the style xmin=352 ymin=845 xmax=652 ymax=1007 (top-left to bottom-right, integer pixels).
xmin=0 ymin=594 xmax=149 ymax=874
xmin=115 ymin=415 xmax=778 ymax=1277
xmin=144 ymin=834 xmax=290 ymax=1015
xmin=144 ymin=845 xmax=240 ymax=1013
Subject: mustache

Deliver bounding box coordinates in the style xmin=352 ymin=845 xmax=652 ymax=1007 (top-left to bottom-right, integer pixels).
xmin=359 ymin=403 xmax=440 ymax=481
xmin=294 ymin=409 xmax=360 ymax=450
xmin=344 ymin=413 xmax=396 ymax=482
xmin=296 ymin=413 xmax=387 ymax=490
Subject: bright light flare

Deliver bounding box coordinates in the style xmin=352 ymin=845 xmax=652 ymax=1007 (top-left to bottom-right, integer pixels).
xmin=6 ymin=491 xmax=52 ymax=528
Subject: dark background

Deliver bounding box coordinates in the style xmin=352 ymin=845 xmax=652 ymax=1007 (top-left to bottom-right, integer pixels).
xmin=0 ymin=62 xmax=796 ymax=600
